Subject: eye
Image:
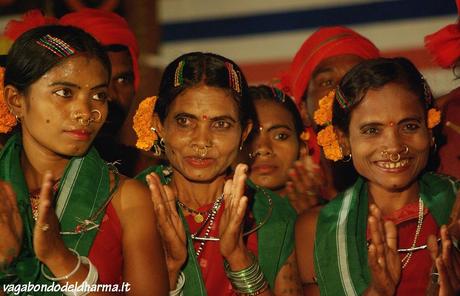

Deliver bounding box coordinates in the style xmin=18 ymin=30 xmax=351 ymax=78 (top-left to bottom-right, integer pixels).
xmin=54 ymin=88 xmax=72 ymax=98
xmin=115 ymin=74 xmax=134 ymax=85
xmin=274 ymin=133 xmax=289 ymax=140
xmin=402 ymin=123 xmax=420 ymax=132
xmin=212 ymin=120 xmax=232 ymax=129
xmin=319 ymin=79 xmax=334 ymax=88
xmin=361 ymin=127 xmax=380 ymax=135
xmin=176 ymin=116 xmax=192 ymax=127
xmin=92 ymin=92 xmax=108 ymax=102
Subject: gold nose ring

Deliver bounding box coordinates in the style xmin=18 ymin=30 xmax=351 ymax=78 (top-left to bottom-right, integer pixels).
xmin=91 ymin=109 xmax=102 ymax=122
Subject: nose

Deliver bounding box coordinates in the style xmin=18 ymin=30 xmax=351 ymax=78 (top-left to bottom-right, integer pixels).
xmin=190 ymin=123 xmax=212 ymax=148
xmin=250 ymin=131 xmax=273 ymax=158
xmin=71 ymin=98 xmax=92 ymax=125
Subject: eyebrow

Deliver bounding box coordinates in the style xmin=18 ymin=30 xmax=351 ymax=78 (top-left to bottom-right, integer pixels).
xmin=311 ymin=66 xmax=334 ymax=79
xmin=359 ymin=116 xmax=423 ymax=129
xmin=175 ymin=113 xmax=237 ymax=122
xmin=266 ymin=124 xmax=293 ymax=132
xmin=48 ymin=81 xmax=108 ymax=90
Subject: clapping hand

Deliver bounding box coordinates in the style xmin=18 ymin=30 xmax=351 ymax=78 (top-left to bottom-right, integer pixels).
xmin=0 ymin=181 xmax=22 ymax=271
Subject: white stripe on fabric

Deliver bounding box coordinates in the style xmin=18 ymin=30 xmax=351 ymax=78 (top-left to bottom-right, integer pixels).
xmin=55 ymin=158 xmax=83 ymax=220
xmin=153 ymin=15 xmax=455 ymax=66
xmin=159 ymin=0 xmax=385 ymax=23
xmin=336 ymin=187 xmax=358 ymax=296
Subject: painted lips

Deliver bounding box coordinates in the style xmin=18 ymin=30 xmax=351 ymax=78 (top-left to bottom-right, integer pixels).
xmin=185 ymin=157 xmax=216 ymax=168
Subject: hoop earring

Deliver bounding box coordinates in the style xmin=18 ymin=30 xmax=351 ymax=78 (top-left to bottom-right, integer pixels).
xmin=342 ymin=153 xmax=352 ymax=162
xmin=91 ymin=109 xmax=102 ymax=122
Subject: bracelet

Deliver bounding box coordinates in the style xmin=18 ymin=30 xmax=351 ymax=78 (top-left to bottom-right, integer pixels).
xmin=41 ymin=248 xmax=81 ymax=281
xmin=169 ymin=271 xmax=185 ymax=296
xmin=63 ymin=256 xmax=99 ymax=296
xmin=224 ymin=253 xmax=269 ymax=295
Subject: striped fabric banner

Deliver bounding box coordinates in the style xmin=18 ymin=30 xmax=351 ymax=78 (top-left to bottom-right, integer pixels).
xmin=156 ymin=0 xmax=458 ymax=95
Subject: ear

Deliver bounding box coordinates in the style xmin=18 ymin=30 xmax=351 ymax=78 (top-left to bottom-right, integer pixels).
xmin=4 ymin=85 xmax=25 ymax=119
xmin=152 ymin=113 xmax=164 ymax=139
xmin=335 ymin=127 xmax=351 ymax=156
xmin=240 ymin=120 xmax=253 ymax=145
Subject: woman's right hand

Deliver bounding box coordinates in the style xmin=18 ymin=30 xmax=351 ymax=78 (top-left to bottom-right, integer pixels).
xmin=365 ymin=204 xmax=401 ymax=296
xmin=0 ymin=180 xmax=22 ymax=271
xmin=147 ymin=173 xmax=187 ymax=289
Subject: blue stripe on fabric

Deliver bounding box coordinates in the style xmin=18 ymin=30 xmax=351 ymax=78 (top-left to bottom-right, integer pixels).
xmin=161 ymin=0 xmax=456 ymax=42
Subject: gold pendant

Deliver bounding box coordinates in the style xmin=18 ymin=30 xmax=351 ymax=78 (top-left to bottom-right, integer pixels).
xmin=194 ymin=213 xmax=204 ymax=223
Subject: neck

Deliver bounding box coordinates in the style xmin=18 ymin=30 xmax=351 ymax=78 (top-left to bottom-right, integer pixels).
xmin=171 ymin=170 xmax=227 ymax=209
xmin=368 ymin=182 xmax=420 ymax=216
xmin=21 ymin=133 xmax=69 ymax=191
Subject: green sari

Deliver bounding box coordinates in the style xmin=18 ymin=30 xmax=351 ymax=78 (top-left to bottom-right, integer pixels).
xmin=0 ymin=133 xmax=112 ymax=295
xmin=314 ymin=172 xmax=459 ymax=295
xmin=137 ymin=165 xmax=296 ymax=295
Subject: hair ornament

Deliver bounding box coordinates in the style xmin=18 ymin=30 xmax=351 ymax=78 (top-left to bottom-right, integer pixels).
xmin=225 ymin=62 xmax=241 ymax=95
xmin=314 ymin=90 xmax=343 ymax=161
xmin=0 ymin=67 xmax=18 ymax=133
xmin=271 ymin=86 xmax=286 ymax=103
xmin=335 ymin=86 xmax=352 ymax=111
xmin=35 ymin=34 xmax=76 ymax=58
xmin=133 ymin=96 xmax=159 ymax=151
xmin=174 ymin=60 xmax=185 ymax=87
xmin=421 ymin=76 xmax=434 ymax=106
xmin=427 ymin=108 xmax=441 ymax=129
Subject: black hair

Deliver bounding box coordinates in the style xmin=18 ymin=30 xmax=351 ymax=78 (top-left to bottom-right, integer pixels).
xmin=248 ymin=85 xmax=304 ymax=136
xmin=155 ymin=52 xmax=255 ymax=128
xmin=5 ymin=25 xmax=111 ymax=92
xmin=333 ymin=57 xmax=441 ymax=171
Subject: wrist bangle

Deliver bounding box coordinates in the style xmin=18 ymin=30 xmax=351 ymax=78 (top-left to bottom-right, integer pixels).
xmin=63 ymin=256 xmax=99 ymax=296
xmin=41 ymin=248 xmax=81 ymax=281
xmin=169 ymin=272 xmax=185 ymax=296
xmin=224 ymin=253 xmax=269 ymax=295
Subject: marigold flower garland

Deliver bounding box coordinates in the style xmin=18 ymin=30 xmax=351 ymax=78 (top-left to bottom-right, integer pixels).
xmin=314 ymin=90 xmax=343 ymax=161
xmin=133 ymin=96 xmax=158 ymax=151
xmin=313 ymin=89 xmax=442 ymax=162
xmin=0 ymin=67 xmax=18 ymax=133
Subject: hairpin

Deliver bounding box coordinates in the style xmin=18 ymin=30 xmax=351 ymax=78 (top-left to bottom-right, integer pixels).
xmin=35 ymin=34 xmax=76 ymax=57
xmin=224 ymin=62 xmax=241 ymax=95
xmin=174 ymin=60 xmax=185 ymax=87
xmin=335 ymin=86 xmax=351 ymax=111
xmin=271 ymin=87 xmax=286 ymax=103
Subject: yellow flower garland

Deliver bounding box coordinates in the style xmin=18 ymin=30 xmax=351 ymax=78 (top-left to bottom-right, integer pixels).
xmin=132 ymin=96 xmax=158 ymax=151
xmin=427 ymin=108 xmax=441 ymax=129
xmin=0 ymin=67 xmax=18 ymax=133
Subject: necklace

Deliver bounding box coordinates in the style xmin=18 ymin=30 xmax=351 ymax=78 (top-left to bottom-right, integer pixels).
xmin=177 ymin=200 xmax=210 ymax=223
xmin=29 ymin=180 xmax=60 ymax=221
xmin=400 ymin=197 xmax=424 ymax=269
xmin=184 ymin=194 xmax=224 ymax=257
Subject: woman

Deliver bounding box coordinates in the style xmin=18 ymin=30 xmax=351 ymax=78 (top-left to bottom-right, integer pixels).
xmin=133 ymin=52 xmax=302 ymax=295
xmin=245 ymin=85 xmax=321 ymax=214
xmin=295 ymin=57 xmax=459 ymax=295
xmin=0 ymin=25 xmax=168 ymax=294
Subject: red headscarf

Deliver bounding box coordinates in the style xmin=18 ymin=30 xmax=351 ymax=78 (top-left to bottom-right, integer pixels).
xmin=3 ymin=10 xmax=58 ymax=40
xmin=425 ymin=0 xmax=460 ymax=68
xmin=59 ymin=8 xmax=140 ymax=90
xmin=279 ymin=26 xmax=380 ymax=105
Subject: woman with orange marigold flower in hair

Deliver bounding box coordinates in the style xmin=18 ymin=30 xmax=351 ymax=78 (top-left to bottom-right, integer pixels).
xmin=295 ymin=57 xmax=460 ymax=296
xmin=133 ymin=52 xmax=302 ymax=295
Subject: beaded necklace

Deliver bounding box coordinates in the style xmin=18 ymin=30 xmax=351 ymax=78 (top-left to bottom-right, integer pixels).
xmin=177 ymin=200 xmax=210 ymax=223
xmin=399 ymin=197 xmax=424 ymax=269
xmin=180 ymin=194 xmax=224 ymax=257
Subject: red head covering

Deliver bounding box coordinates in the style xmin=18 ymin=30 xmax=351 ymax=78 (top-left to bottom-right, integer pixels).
xmin=425 ymin=0 xmax=460 ymax=68
xmin=59 ymin=8 xmax=140 ymax=90
xmin=279 ymin=26 xmax=380 ymax=105
xmin=3 ymin=10 xmax=58 ymax=41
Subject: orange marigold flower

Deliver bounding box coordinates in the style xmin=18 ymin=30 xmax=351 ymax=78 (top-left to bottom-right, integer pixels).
xmin=300 ymin=129 xmax=310 ymax=142
xmin=0 ymin=67 xmax=17 ymax=133
xmin=313 ymin=90 xmax=334 ymax=126
xmin=133 ymin=96 xmax=157 ymax=151
xmin=317 ymin=125 xmax=343 ymax=161
xmin=427 ymin=108 xmax=441 ymax=129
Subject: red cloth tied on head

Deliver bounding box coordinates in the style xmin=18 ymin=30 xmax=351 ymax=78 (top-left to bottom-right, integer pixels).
xmin=425 ymin=0 xmax=460 ymax=69
xmin=59 ymin=8 xmax=140 ymax=90
xmin=279 ymin=26 xmax=380 ymax=105
xmin=3 ymin=10 xmax=58 ymax=41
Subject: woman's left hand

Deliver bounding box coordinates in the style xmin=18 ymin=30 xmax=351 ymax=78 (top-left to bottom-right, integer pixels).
xmin=219 ymin=164 xmax=253 ymax=270
xmin=33 ymin=171 xmax=68 ymax=265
